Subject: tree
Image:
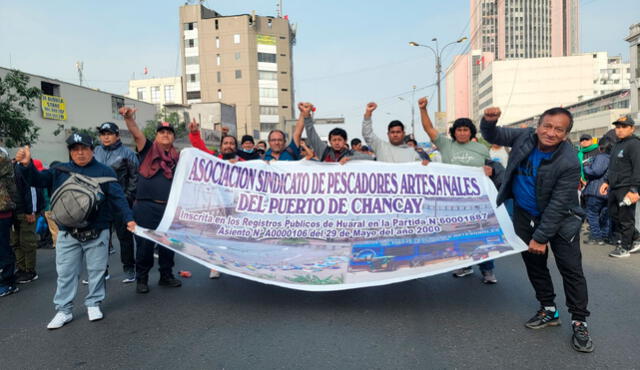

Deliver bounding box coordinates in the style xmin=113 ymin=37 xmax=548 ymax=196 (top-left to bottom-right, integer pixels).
xmin=144 ymin=109 xmax=188 ymax=141
xmin=0 ymin=70 xmax=42 ymax=148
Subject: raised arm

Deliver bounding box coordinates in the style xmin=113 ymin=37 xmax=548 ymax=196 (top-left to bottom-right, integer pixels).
xmin=361 ymin=102 xmax=384 ymax=153
xmin=299 ymin=102 xmax=327 ymax=157
xmin=119 ymin=107 xmax=146 ymax=152
xmin=14 ymin=146 xmax=53 ymax=189
xmin=418 ymin=97 xmax=438 ymax=142
xmin=292 ymin=102 xmax=308 ymax=148
xmin=479 ymin=107 xmax=526 ymax=147
xmin=187 ymin=118 xmax=215 ymax=155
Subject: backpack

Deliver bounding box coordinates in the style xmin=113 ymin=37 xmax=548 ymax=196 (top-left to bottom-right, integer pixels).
xmin=49 ymin=165 xmax=116 ymax=229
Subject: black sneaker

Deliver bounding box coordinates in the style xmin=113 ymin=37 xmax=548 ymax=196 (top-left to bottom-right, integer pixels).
xmin=609 ymin=246 xmax=630 ymax=258
xmin=571 ymin=321 xmax=594 ymax=353
xmin=16 ymin=271 xmax=38 ymax=284
xmin=158 ymin=275 xmax=182 ymax=287
xmin=525 ymin=307 xmax=561 ymax=329
xmin=136 ymin=279 xmax=150 ymax=294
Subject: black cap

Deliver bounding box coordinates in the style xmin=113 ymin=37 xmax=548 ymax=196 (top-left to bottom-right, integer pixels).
xmin=241 ymin=135 xmax=254 ymax=144
xmin=156 ymin=121 xmax=175 ymax=133
xmin=97 ymin=122 xmax=119 ymax=134
xmin=613 ymin=114 xmax=635 ymax=127
xmin=579 ymin=134 xmax=592 ymax=142
xmin=66 ymin=132 xmax=94 ymax=149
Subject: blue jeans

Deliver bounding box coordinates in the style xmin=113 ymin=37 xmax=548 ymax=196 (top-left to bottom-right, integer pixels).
xmin=0 ymin=217 xmax=15 ymax=288
xmin=585 ymin=196 xmax=610 ymax=240
xmin=54 ymin=229 xmax=109 ymax=314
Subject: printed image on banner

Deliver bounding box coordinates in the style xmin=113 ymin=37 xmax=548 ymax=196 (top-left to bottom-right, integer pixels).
xmin=41 ymin=94 xmax=67 ymax=121
xmin=136 ymin=149 xmax=527 ymax=291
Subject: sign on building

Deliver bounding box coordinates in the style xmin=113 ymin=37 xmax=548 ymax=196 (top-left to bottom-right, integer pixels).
xmin=41 ymin=94 xmax=67 ymax=120
xmin=257 ymin=34 xmax=277 ymax=45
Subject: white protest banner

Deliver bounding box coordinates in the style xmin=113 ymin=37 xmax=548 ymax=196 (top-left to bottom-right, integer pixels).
xmin=135 ymin=148 xmax=527 ymax=291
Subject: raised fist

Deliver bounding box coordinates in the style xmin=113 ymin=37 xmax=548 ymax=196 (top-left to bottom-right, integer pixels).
xmin=418 ymin=97 xmax=428 ymax=109
xmin=483 ymin=107 xmax=501 ymax=122
xmin=15 ymin=146 xmax=31 ymax=166
xmin=366 ymin=102 xmax=378 ymax=113
xmin=298 ymin=102 xmax=313 ymax=117
xmin=119 ymin=106 xmax=137 ymax=119
xmin=188 ymin=118 xmax=199 ymax=133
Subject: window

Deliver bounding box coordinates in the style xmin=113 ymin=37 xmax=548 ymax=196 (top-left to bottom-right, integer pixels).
xmin=281 ymin=88 xmax=288 ymax=92
xmin=259 ymin=87 xmax=278 ymax=98
xmin=217 ymin=72 xmax=221 ymax=83
xmin=215 ymin=19 xmax=219 ymax=30
xmin=136 ymin=87 xmax=145 ymax=100
xmin=261 ymin=122 xmax=278 ymax=131
xmin=259 ymin=71 xmax=277 ymax=80
xmin=111 ymin=96 xmax=124 ymax=120
xmin=260 ymin=106 xmax=278 ymax=115
xmin=234 ymin=52 xmax=241 ymax=60
xmin=184 ymin=22 xmax=197 ymax=31
xmin=216 ymin=54 xmax=221 ymax=66
xmin=185 ymin=56 xmax=199 ymax=65
xmin=186 ymin=91 xmax=201 ymax=100
xmin=188 ymin=74 xmax=199 ymax=83
xmin=150 ymin=86 xmax=160 ymax=103
xmin=41 ymin=81 xmax=60 ymax=96
xmin=233 ymin=34 xmax=240 ymax=44
xmin=258 ymin=52 xmax=276 ymax=63
xmin=164 ymin=85 xmax=175 ymax=103
xmin=235 ymin=70 xmax=242 ymax=79
xmin=281 ymin=105 xmax=288 ymax=109
xmin=215 ymin=37 xmax=220 ymax=48
xmin=217 ymin=89 xmax=222 ymax=99
xmin=280 ymin=71 xmax=287 ymax=74
xmin=186 ymin=39 xmax=197 ymax=48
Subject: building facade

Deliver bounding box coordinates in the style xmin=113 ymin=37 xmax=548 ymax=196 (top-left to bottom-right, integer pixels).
xmin=470 ymin=0 xmax=579 ymax=60
xmin=179 ymin=4 xmax=296 ymax=139
xmin=446 ymin=51 xmax=631 ymax=125
xmin=0 ymin=67 xmax=156 ymax=164
xmin=626 ymin=22 xmax=640 ymax=118
xmin=506 ymin=89 xmax=631 ymax=142
xmin=128 ymin=76 xmax=183 ymax=107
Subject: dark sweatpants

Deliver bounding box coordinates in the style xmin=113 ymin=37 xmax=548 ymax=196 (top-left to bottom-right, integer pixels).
xmin=513 ymin=206 xmax=590 ymax=322
xmin=608 ymin=187 xmax=640 ymax=250
xmin=133 ymin=200 xmax=175 ymax=281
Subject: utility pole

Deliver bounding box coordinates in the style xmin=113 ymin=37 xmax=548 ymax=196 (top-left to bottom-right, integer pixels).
xmin=75 ymin=61 xmax=84 ymax=86
xmin=411 ymin=85 xmax=416 ymax=136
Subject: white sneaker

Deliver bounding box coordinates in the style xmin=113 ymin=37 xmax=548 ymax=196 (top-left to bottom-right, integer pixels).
xmin=209 ymin=269 xmax=221 ymax=279
xmin=47 ymin=312 xmax=73 ymax=329
xmin=87 ymin=306 xmax=103 ymax=321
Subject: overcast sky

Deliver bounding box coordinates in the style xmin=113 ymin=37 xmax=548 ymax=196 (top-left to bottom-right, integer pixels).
xmin=1 ymin=0 xmax=638 ymax=142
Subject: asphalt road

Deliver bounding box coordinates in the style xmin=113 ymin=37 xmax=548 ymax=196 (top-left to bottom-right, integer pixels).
xmin=1 ymin=235 xmax=639 ymax=369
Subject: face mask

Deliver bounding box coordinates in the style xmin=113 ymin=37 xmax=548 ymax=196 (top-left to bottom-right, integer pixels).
xmin=242 ymin=148 xmax=254 ymax=153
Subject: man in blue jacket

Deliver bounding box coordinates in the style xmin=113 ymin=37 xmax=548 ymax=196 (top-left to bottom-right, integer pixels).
xmin=15 ymin=133 xmax=136 ymax=329
xmin=94 ymin=122 xmax=139 ymax=283
xmin=480 ymin=106 xmax=593 ymax=353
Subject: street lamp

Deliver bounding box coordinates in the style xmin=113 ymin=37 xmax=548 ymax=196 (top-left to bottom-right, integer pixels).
xmin=408 ymin=37 xmax=467 ymax=114
xmin=398 ymin=85 xmax=417 ymax=136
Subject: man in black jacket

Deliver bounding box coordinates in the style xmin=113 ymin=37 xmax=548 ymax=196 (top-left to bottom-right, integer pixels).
xmin=599 ymin=115 xmax=640 ymax=258
xmin=481 ymin=106 xmax=593 ymax=353
xmin=11 ymin=160 xmax=45 ymax=284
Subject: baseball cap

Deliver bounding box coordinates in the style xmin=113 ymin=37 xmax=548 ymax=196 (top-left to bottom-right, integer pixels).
xmin=241 ymin=135 xmax=255 ymax=144
xmin=97 ymin=122 xmax=119 ymax=134
xmin=66 ymin=132 xmax=94 ymax=149
xmin=579 ymin=134 xmax=592 ymax=142
xmin=612 ymin=114 xmax=635 ymax=126
xmin=156 ymin=121 xmax=175 ymax=133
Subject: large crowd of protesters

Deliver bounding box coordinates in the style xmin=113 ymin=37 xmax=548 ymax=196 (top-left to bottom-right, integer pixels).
xmin=3 ymin=95 xmax=640 ymax=354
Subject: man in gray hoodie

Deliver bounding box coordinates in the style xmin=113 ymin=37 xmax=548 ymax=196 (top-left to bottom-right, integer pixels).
xmin=362 ymin=102 xmax=422 ymax=163
xmin=93 ymin=122 xmax=139 ymax=283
